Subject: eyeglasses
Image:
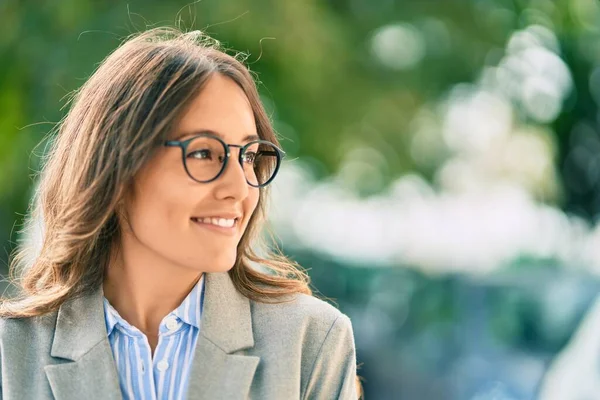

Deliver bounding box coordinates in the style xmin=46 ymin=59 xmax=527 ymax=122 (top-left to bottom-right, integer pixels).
xmin=164 ymin=133 xmax=285 ymax=188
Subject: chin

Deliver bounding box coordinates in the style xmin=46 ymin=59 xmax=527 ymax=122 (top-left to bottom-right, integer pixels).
xmin=208 ymin=261 xmax=237 ymax=273
xmin=196 ymin=252 xmax=238 ymax=273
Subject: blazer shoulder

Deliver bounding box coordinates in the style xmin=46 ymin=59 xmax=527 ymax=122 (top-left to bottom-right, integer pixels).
xmin=289 ymin=292 xmax=345 ymax=322
xmin=250 ymin=292 xmax=350 ymax=338
xmin=0 ymin=312 xmax=57 ymax=345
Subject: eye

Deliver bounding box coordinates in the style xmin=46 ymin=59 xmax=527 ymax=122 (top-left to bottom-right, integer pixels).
xmin=188 ymin=149 xmax=212 ymax=160
xmin=242 ymin=151 xmax=257 ymax=164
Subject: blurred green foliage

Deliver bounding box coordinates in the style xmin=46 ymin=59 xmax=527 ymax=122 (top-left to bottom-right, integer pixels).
xmin=0 ymin=0 xmax=548 ymax=261
xmin=5 ymin=0 xmax=600 ymax=264
xmin=0 ymin=0 xmax=595 ymax=262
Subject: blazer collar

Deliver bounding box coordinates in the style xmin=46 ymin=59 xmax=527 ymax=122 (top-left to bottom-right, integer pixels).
xmin=199 ymin=271 xmax=255 ymax=352
xmin=46 ymin=271 xmax=259 ymax=400
xmin=186 ymin=272 xmax=260 ymax=399
xmin=50 ymin=284 xmax=107 ymax=360
xmin=45 ymin=284 xmax=122 ymax=399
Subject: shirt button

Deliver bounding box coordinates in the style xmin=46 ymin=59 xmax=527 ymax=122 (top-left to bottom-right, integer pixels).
xmin=165 ymin=316 xmax=179 ymax=331
xmin=157 ymin=360 xmax=169 ymax=372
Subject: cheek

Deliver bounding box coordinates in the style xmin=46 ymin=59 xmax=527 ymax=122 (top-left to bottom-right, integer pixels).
xmin=127 ymin=190 xmax=184 ymax=236
xmin=241 ymin=189 xmax=260 ymax=230
xmin=126 ymin=169 xmax=199 ymax=237
xmin=245 ymin=188 xmax=260 ymax=214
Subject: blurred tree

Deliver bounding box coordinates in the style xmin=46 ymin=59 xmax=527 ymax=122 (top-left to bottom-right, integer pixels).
xmin=0 ymin=0 xmax=533 ymax=266
xmin=3 ymin=0 xmax=600 ymax=260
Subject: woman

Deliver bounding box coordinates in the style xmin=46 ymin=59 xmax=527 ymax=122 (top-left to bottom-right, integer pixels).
xmin=0 ymin=28 xmax=359 ymax=399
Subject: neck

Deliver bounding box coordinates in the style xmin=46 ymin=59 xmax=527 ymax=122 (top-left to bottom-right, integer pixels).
xmin=103 ymin=235 xmax=202 ymax=336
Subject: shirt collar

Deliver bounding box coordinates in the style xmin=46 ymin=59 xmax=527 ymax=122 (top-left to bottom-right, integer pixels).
xmin=172 ymin=274 xmax=205 ymax=329
xmin=103 ymin=274 xmax=205 ymax=337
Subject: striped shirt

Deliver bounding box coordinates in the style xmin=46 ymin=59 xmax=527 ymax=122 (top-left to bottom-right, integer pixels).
xmin=103 ymin=275 xmax=205 ymax=400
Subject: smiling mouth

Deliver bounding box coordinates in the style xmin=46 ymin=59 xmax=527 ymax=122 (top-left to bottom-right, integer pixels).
xmin=191 ymin=217 xmax=239 ymax=229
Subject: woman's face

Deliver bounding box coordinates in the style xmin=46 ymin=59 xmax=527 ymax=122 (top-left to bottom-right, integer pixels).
xmin=120 ymin=73 xmax=260 ymax=273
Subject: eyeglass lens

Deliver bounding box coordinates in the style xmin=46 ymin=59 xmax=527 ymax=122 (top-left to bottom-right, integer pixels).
xmin=184 ymin=136 xmax=279 ymax=186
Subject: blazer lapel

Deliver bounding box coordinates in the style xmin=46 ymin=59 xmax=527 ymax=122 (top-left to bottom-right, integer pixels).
xmin=44 ymin=286 xmax=122 ymax=400
xmin=43 ymin=272 xmax=259 ymax=400
xmin=186 ymin=272 xmax=260 ymax=399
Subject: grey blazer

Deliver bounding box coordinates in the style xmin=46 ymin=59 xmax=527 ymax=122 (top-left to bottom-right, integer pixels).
xmin=0 ymin=272 xmax=358 ymax=399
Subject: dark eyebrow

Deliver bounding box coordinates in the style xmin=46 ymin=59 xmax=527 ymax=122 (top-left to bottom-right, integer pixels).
xmin=174 ymin=129 xmax=260 ymax=143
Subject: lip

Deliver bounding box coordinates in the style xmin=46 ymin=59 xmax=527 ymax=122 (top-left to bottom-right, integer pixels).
xmin=192 ymin=213 xmax=242 ymax=220
xmin=190 ymin=217 xmax=238 ymax=236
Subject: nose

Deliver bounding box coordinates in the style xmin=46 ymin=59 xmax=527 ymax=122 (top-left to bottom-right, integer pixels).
xmin=213 ymin=147 xmax=250 ymax=200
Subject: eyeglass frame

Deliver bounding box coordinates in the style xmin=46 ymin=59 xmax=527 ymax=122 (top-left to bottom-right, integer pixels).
xmin=164 ymin=133 xmax=286 ymax=188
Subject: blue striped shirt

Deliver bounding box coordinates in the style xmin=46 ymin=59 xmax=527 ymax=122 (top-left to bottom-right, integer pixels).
xmin=103 ymin=275 xmax=205 ymax=400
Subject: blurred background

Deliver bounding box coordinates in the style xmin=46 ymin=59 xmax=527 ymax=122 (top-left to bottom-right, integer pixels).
xmin=3 ymin=0 xmax=600 ymax=398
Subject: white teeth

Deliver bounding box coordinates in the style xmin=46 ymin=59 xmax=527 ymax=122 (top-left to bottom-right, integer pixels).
xmin=195 ymin=217 xmax=235 ymax=228
xmin=220 ymin=218 xmax=235 ymax=228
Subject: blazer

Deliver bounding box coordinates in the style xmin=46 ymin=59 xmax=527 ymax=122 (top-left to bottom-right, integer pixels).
xmin=0 ymin=272 xmax=358 ymax=399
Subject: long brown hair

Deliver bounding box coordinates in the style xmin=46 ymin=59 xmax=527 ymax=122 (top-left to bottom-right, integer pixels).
xmin=0 ymin=27 xmax=311 ymax=318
